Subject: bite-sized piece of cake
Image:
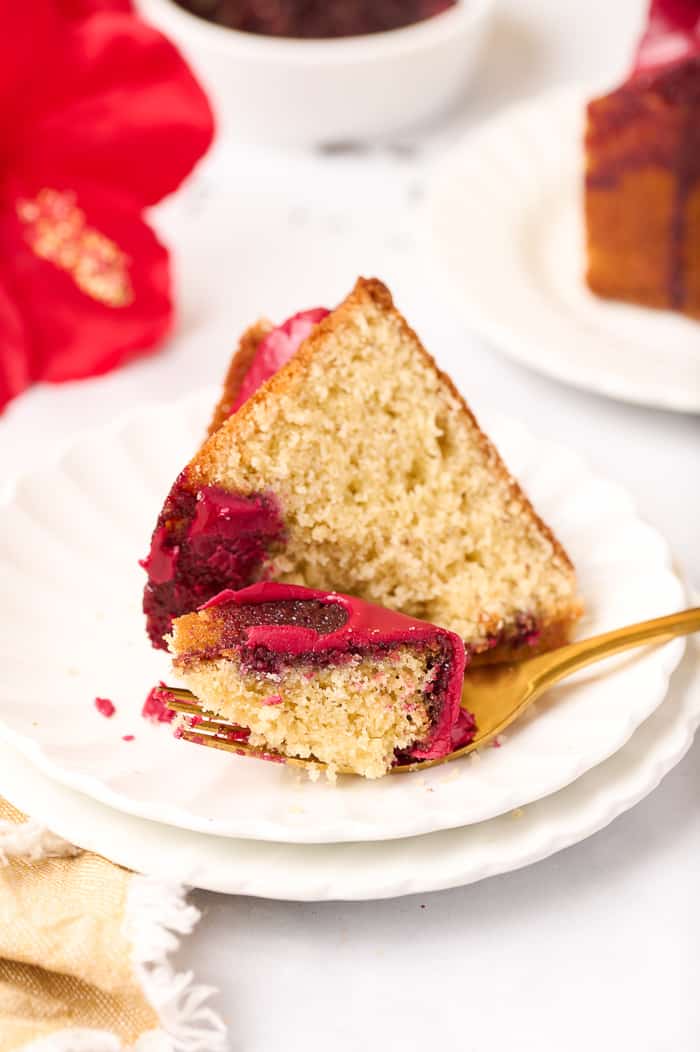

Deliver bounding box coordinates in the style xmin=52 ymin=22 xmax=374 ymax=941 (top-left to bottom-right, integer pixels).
xmin=585 ymin=0 xmax=700 ymax=318
xmin=208 ymin=309 xmax=329 ymax=436
xmin=142 ymin=277 xmax=580 ymax=654
xmin=169 ymin=582 xmax=471 ymax=778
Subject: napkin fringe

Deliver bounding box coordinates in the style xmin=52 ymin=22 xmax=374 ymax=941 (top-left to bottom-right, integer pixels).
xmin=125 ymin=875 xmax=227 ymax=1052
xmin=2 ymin=819 xmax=226 ymax=1051
xmin=0 ymin=818 xmax=80 ymax=866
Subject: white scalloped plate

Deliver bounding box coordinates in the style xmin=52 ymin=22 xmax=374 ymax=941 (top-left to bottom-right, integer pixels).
xmin=0 ymin=389 xmax=685 ymax=843
xmin=0 ymin=638 xmax=697 ymax=900
xmin=429 ymin=87 xmax=700 ymax=413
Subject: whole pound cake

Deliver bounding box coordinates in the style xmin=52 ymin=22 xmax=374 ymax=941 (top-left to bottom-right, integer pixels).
xmin=142 ymin=277 xmax=580 ymax=657
xmin=585 ymin=0 xmax=700 ymax=318
xmin=169 ymin=582 xmax=472 ymax=779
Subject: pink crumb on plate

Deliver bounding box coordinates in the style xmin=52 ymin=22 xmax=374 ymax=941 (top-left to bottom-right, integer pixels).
xmin=122 ymin=734 xmax=135 ymax=742
xmin=94 ymin=697 xmax=115 ymax=718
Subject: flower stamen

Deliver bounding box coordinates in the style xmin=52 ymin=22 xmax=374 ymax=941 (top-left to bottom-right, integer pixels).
xmin=16 ymin=188 xmax=134 ymax=308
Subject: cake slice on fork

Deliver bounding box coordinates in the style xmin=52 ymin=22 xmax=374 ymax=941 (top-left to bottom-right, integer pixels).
xmin=169 ymin=582 xmax=472 ymax=779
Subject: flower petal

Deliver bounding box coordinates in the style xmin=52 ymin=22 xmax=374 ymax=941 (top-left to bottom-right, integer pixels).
xmin=0 ymin=271 xmax=31 ymax=412
xmin=16 ymin=9 xmax=214 ymax=208
xmin=0 ymin=1 xmax=58 ymax=124
xmin=57 ymin=0 xmax=132 ymax=15
xmin=0 ymin=177 xmax=173 ymax=384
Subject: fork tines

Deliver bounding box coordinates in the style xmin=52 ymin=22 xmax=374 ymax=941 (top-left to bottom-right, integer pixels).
xmin=162 ymin=686 xmax=307 ymax=768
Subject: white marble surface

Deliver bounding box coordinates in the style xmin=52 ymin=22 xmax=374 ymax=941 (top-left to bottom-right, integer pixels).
xmin=2 ymin=0 xmax=699 ymax=1048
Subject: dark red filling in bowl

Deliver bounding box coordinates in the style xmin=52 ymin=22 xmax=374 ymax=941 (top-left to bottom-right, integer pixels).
xmin=171 ymin=0 xmax=457 ymax=39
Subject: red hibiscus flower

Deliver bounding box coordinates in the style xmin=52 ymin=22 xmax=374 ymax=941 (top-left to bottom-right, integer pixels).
xmin=0 ymin=0 xmax=214 ymax=411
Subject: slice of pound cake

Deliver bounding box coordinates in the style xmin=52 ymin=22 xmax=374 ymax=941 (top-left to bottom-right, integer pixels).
xmin=143 ymin=278 xmax=580 ymax=656
xmin=169 ymin=582 xmax=472 ymax=778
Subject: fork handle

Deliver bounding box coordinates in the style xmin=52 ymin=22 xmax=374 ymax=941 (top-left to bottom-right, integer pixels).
xmin=529 ymin=607 xmax=700 ymax=690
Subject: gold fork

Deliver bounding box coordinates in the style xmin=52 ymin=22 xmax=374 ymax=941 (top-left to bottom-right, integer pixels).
xmin=163 ymin=608 xmax=700 ymax=775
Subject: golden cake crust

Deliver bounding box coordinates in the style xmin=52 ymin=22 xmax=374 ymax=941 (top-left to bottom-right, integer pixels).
xmin=207 ymin=319 xmax=273 ymax=436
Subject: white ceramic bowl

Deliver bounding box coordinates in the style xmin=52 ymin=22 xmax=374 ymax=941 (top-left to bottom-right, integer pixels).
xmin=137 ymin=0 xmax=494 ymax=145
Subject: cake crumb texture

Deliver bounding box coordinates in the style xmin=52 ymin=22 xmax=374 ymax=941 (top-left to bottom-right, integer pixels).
xmin=176 ymin=648 xmax=433 ymax=778
xmin=193 ymin=278 xmax=579 ymax=650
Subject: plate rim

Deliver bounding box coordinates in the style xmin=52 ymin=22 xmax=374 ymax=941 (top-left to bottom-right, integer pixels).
xmin=427 ymin=84 xmax=700 ymax=415
xmin=0 ymin=637 xmax=697 ymax=900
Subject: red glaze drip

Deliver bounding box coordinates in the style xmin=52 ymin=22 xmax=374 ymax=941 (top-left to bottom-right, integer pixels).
xmin=190 ymin=582 xmax=471 ymax=762
xmin=231 ymin=308 xmax=329 ymax=414
xmin=143 ymin=526 xmax=179 ymax=585
xmin=141 ymin=473 xmax=285 ymax=648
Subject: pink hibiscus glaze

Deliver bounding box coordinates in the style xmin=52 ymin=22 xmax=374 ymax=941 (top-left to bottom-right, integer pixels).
xmin=230 ymin=308 xmax=329 ymax=413
xmin=450 ymin=708 xmax=477 ymax=751
xmin=94 ymin=696 xmax=115 ymax=718
xmin=192 ymin=582 xmax=471 ymax=763
xmin=141 ymin=473 xmax=285 ymax=648
xmin=262 ymin=694 xmax=284 ymax=706
xmin=632 ymin=0 xmax=700 ymax=77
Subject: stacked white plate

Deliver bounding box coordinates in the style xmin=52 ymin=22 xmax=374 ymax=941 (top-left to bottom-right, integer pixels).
xmin=0 ymin=390 xmax=697 ymax=900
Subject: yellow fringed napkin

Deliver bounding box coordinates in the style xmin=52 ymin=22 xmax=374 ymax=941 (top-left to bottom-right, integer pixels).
xmin=0 ymin=798 xmax=226 ymax=1051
